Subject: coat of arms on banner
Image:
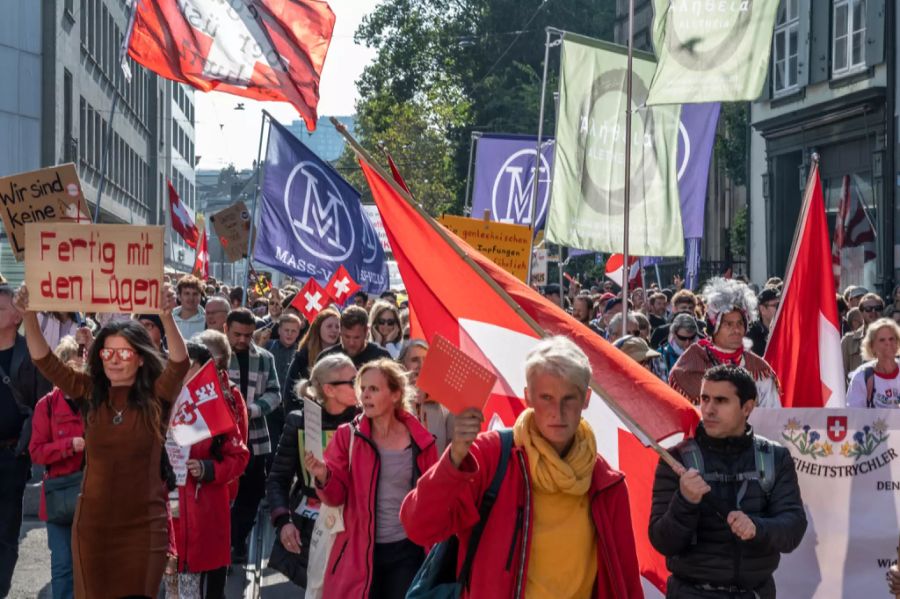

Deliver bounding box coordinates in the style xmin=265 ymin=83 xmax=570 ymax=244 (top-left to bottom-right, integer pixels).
xmin=782 ymin=417 xmax=889 ymax=462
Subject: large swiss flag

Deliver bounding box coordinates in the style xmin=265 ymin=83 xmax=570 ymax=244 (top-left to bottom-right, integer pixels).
xmin=128 ymin=0 xmax=335 ymax=130
xmin=359 ymin=159 xmax=699 ymax=595
xmin=766 ymin=161 xmax=845 ymax=407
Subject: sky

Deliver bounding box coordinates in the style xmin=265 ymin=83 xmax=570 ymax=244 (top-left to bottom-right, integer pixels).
xmin=194 ymin=1 xmax=381 ymax=171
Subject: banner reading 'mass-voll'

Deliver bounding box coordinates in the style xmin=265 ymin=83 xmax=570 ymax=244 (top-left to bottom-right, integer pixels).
xmin=751 ymin=408 xmax=900 ymax=598
xmin=25 ymin=223 xmax=164 ymax=313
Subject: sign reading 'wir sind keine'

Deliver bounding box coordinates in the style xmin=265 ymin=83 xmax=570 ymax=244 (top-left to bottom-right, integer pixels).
xmin=25 ymin=223 xmax=165 ymax=313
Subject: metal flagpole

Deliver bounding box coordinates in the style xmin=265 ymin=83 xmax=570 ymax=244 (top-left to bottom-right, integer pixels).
xmin=463 ymin=131 xmax=481 ymax=216
xmin=242 ymin=111 xmax=270 ymax=305
xmin=525 ymin=27 xmax=560 ymax=285
xmin=93 ymin=0 xmax=138 ymax=223
xmin=620 ymin=0 xmax=635 ymax=338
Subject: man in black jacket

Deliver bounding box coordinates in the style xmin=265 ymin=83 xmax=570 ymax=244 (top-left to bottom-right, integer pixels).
xmin=649 ymin=364 xmax=806 ymax=598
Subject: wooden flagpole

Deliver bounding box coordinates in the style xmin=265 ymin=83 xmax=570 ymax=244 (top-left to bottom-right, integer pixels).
xmin=330 ymin=116 xmax=684 ymax=472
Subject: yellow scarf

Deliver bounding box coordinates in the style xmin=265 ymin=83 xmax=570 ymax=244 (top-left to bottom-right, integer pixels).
xmin=513 ymin=408 xmax=597 ymax=496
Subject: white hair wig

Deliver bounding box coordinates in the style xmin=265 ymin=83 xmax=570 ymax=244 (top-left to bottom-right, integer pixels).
xmin=701 ymin=277 xmax=758 ymax=332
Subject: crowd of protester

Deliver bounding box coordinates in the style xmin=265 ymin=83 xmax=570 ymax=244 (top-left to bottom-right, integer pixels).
xmin=2 ymin=267 xmax=897 ymax=598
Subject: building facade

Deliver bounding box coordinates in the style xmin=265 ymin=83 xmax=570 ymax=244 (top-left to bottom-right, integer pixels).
xmin=286 ymin=115 xmax=355 ymax=163
xmin=0 ymin=0 xmax=196 ymax=282
xmin=749 ymin=0 xmax=896 ymax=292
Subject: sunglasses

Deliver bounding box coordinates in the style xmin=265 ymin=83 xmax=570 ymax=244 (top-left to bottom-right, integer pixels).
xmin=325 ymin=379 xmax=355 ymax=387
xmin=861 ymin=304 xmax=884 ymax=313
xmin=675 ymin=333 xmax=696 ymax=342
xmin=376 ymin=319 xmax=398 ymax=327
xmin=99 ymin=348 xmax=137 ymax=362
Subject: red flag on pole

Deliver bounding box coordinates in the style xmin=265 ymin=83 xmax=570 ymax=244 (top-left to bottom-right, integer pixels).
xmin=385 ymin=151 xmax=411 ymax=194
xmin=325 ymin=265 xmax=360 ymax=305
xmin=359 ymin=158 xmax=698 ymax=593
xmin=170 ymin=361 xmax=236 ymax=446
xmin=831 ymin=174 xmax=876 ymax=290
xmin=192 ymin=215 xmax=209 ymax=280
xmin=766 ymin=160 xmax=845 ymax=407
xmin=128 ymin=0 xmax=335 ymax=130
xmin=168 ymin=181 xmax=199 ymax=248
xmin=291 ymin=277 xmax=329 ymax=322
xmin=605 ymin=253 xmax=642 ymax=288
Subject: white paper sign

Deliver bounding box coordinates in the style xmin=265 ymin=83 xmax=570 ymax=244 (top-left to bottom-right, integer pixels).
xmin=165 ymin=433 xmax=190 ymax=487
xmin=304 ymin=398 xmax=324 ymax=461
xmin=750 ymin=408 xmax=900 ymax=598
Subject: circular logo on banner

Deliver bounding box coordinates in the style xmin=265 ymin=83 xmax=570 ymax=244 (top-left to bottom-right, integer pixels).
xmin=360 ymin=216 xmax=380 ymax=265
xmin=284 ymin=161 xmax=356 ymax=262
xmin=578 ymin=68 xmax=661 ymax=214
xmin=663 ymin=0 xmax=754 ymax=71
xmin=491 ymin=148 xmax=552 ymax=226
xmin=677 ymin=119 xmax=690 ymax=182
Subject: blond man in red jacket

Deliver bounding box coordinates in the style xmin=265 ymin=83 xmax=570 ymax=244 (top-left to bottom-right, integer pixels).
xmin=400 ymin=336 xmax=643 ymax=598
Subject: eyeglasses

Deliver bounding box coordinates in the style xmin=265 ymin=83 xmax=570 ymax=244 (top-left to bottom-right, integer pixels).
xmin=675 ymin=333 xmax=696 ymax=342
xmin=99 ymin=348 xmax=137 ymax=362
xmin=325 ymin=379 xmax=355 ymax=387
xmin=376 ymin=319 xmax=398 ymax=327
xmin=861 ymin=304 xmax=884 ymax=313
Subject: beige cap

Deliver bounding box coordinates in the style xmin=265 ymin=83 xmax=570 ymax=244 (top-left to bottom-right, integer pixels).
xmin=617 ymin=336 xmax=661 ymax=363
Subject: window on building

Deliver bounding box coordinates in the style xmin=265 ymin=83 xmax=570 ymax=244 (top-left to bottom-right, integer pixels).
xmin=833 ymin=0 xmax=866 ymax=76
xmin=773 ymin=0 xmax=799 ymax=95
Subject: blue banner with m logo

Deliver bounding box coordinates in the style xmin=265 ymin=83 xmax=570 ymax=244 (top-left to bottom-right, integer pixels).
xmin=254 ymin=119 xmax=388 ymax=294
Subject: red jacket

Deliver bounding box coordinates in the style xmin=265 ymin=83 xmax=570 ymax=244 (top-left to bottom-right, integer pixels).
xmin=224 ymin=378 xmax=249 ymax=503
xmin=29 ymin=388 xmax=85 ymax=522
xmin=317 ymin=411 xmax=438 ymax=599
xmin=400 ymin=431 xmax=644 ymax=599
xmin=172 ymin=414 xmax=249 ymax=573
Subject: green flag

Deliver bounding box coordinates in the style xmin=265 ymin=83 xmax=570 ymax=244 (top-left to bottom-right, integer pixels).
xmin=646 ymin=0 xmax=779 ymax=105
xmin=546 ymin=34 xmax=683 ymax=257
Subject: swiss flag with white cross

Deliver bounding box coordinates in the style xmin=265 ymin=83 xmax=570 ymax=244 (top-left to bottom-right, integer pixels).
xmin=291 ymin=277 xmax=330 ymax=322
xmin=325 ymin=265 xmax=360 ymax=305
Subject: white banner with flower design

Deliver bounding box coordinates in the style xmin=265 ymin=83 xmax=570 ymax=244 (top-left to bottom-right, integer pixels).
xmin=750 ymin=408 xmax=900 ymax=598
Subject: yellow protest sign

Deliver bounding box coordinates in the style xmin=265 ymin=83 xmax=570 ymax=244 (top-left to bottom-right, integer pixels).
xmin=25 ymin=223 xmax=165 ymax=313
xmin=0 ymin=164 xmax=91 ymax=261
xmin=438 ymin=214 xmax=531 ymax=282
xmin=210 ymin=201 xmax=252 ymax=262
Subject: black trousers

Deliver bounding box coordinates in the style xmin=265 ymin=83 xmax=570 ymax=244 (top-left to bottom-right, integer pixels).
xmin=369 ymin=538 xmax=424 ymax=599
xmin=0 ymin=452 xmax=29 ymax=598
xmin=667 ymin=576 xmax=775 ymax=599
xmin=230 ymin=454 xmax=268 ymax=552
xmin=200 ymin=567 xmax=227 ymax=599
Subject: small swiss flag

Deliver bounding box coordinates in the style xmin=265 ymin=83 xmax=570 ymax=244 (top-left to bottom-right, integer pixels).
xmin=291 ymin=278 xmax=330 ymax=322
xmin=170 ymin=361 xmax=235 ymax=447
xmin=326 ymin=265 xmax=360 ymax=305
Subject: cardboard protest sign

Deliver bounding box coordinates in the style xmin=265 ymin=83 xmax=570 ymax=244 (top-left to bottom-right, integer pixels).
xmin=438 ymin=214 xmax=531 ymax=282
xmin=25 ymin=223 xmax=164 ymax=314
xmin=530 ymin=248 xmax=548 ymax=286
xmin=0 ymin=163 xmax=91 ymax=261
xmin=417 ymin=334 xmax=498 ymax=415
xmin=210 ymin=201 xmax=251 ymax=262
xmin=303 ymin=398 xmax=324 ymax=461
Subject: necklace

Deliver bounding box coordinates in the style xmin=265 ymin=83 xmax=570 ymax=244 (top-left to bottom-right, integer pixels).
xmin=112 ymin=406 xmax=127 ymax=425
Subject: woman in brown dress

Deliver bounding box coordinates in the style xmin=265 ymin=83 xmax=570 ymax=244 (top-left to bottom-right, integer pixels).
xmin=15 ymin=284 xmax=188 ymax=599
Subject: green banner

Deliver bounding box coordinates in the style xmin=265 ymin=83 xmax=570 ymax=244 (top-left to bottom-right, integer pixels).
xmin=647 ymin=0 xmax=779 ymax=105
xmin=546 ymin=34 xmax=683 ymax=257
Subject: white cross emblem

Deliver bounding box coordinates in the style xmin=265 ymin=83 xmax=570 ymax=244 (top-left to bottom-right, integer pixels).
xmin=305 ymin=291 xmax=323 ymax=312
xmin=333 ymin=277 xmax=351 ymax=298
xmin=829 ymin=420 xmax=845 ymax=438
xmin=184 ymin=0 xmax=276 ymax=87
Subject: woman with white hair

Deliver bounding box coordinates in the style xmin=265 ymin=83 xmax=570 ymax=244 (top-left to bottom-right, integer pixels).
xmin=846 ymin=318 xmax=900 ymax=407
xmin=400 ymin=336 xmax=642 ymax=598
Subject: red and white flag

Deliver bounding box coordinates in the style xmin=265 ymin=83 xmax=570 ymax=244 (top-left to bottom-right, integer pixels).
xmin=325 ymin=265 xmax=360 ymax=305
xmin=291 ymin=277 xmax=329 ymax=322
xmin=128 ymin=0 xmax=335 ymax=130
xmin=605 ymin=253 xmax=642 ymax=288
xmin=360 ymin=159 xmax=698 ymax=595
xmin=831 ymin=174 xmax=876 ymax=290
xmin=168 ymin=180 xmax=198 ymax=248
xmin=766 ymin=161 xmax=845 ymax=407
xmin=192 ymin=215 xmax=209 ymax=280
xmin=170 ymin=361 xmax=235 ymax=446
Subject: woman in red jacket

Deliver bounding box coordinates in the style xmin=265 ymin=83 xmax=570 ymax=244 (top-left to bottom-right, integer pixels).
xmin=400 ymin=336 xmax=643 ymax=599
xmin=304 ymin=359 xmax=437 ymax=599
xmin=164 ymin=340 xmax=249 ymax=599
xmin=29 ymin=336 xmax=85 ymax=599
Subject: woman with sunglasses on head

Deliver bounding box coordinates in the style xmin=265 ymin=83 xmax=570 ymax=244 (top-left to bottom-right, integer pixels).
xmin=304 ymin=359 xmax=437 ymax=599
xmin=164 ymin=340 xmax=249 ymax=599
xmin=265 ymin=353 xmax=360 ymax=588
xmin=368 ymin=301 xmax=403 ymax=359
xmin=15 ymin=283 xmax=189 ymax=599
xmin=282 ymin=308 xmax=342 ymax=415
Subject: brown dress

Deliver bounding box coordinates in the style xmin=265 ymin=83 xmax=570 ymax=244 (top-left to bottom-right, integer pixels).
xmin=34 ymin=352 xmax=189 ymax=599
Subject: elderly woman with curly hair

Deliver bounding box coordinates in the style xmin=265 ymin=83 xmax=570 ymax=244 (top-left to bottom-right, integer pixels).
xmin=16 ymin=284 xmax=188 ymax=599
